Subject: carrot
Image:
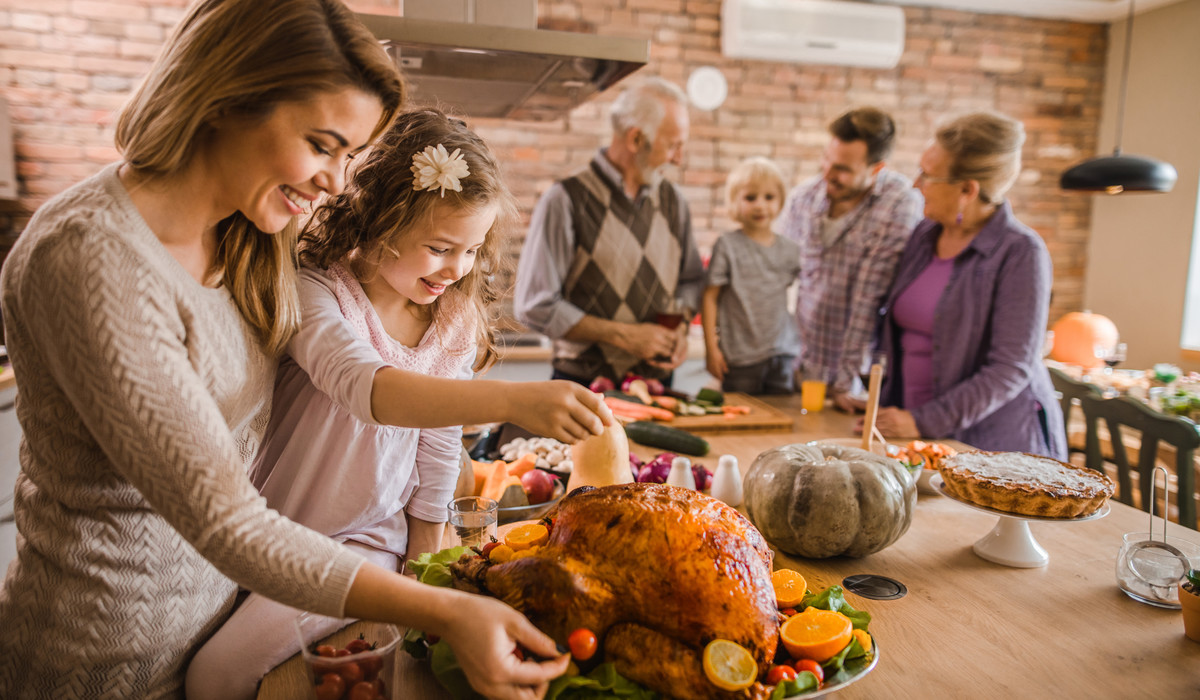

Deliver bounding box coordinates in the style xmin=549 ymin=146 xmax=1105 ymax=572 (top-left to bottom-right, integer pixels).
xmin=603 ymin=396 xmax=675 ymax=421
xmin=652 ymin=395 xmax=679 ymax=412
xmin=722 ymin=405 xmax=751 ymax=416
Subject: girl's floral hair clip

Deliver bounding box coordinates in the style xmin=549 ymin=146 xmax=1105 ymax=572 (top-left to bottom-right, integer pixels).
xmin=411 ymin=144 xmax=470 ymax=197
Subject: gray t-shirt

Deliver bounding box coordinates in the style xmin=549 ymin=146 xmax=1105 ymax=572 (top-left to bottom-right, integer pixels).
xmin=707 ymin=230 xmax=802 ymax=366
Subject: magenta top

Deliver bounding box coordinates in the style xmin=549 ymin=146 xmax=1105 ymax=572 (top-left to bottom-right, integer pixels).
xmin=892 ymin=255 xmax=954 ymax=410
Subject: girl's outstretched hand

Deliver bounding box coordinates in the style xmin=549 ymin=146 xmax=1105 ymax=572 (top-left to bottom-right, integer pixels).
xmin=441 ymin=594 xmax=570 ymax=700
xmin=511 ymin=381 xmax=613 ymax=443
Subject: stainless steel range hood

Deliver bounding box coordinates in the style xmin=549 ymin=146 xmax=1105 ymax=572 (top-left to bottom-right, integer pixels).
xmin=355 ymin=14 xmax=649 ymax=121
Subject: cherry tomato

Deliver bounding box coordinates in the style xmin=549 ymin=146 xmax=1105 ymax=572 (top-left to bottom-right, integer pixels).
xmin=795 ymin=658 xmax=824 ymax=684
xmin=347 ymin=680 xmax=379 ymax=700
xmin=333 ymin=648 xmax=351 ymax=658
xmin=359 ymin=654 xmax=382 ymax=682
xmin=314 ymin=673 xmax=346 ymax=700
xmin=316 ymin=644 xmax=337 ymax=658
xmin=779 ymin=608 xmax=797 ymax=617
xmin=766 ymin=664 xmax=797 ymax=685
xmin=336 ymin=660 xmax=364 ymax=685
xmin=567 ymin=628 xmax=598 ymax=661
xmin=512 ymin=645 xmax=525 ymax=661
xmin=481 ymin=541 xmax=500 ymax=559
xmin=346 ymin=637 xmax=372 ymax=654
xmin=426 ymin=633 xmax=441 ymax=645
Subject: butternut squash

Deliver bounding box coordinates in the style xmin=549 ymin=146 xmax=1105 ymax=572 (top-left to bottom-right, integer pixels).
xmin=480 ymin=460 xmax=512 ymax=501
xmin=567 ymin=422 xmax=633 ymax=492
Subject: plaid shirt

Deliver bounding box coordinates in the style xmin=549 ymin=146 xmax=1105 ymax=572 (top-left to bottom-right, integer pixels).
xmin=779 ymin=170 xmax=923 ymax=394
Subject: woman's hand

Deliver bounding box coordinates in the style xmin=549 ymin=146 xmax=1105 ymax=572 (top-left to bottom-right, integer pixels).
xmin=872 ymin=407 xmax=919 ymax=438
xmin=510 ymin=381 xmax=614 ymax=443
xmin=441 ymin=595 xmax=570 ymax=700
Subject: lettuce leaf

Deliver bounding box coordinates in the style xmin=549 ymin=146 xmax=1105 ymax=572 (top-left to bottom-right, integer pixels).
xmin=768 ymin=670 xmax=821 ymax=699
xmin=800 ymin=585 xmax=871 ymax=629
xmin=406 ymin=546 xmax=471 ymax=587
xmin=545 ymin=663 xmax=660 ymax=700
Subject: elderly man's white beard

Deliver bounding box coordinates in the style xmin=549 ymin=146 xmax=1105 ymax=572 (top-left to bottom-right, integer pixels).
xmin=634 ymin=140 xmax=665 ymax=188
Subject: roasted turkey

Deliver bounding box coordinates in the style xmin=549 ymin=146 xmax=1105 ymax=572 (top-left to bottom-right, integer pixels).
xmin=449 ymin=483 xmax=780 ymax=699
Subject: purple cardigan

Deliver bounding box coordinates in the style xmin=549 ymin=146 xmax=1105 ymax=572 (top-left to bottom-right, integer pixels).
xmin=879 ymin=202 xmax=1066 ymax=460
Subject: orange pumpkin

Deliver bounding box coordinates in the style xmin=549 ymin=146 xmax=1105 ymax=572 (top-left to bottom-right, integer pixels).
xmin=1050 ymin=311 xmax=1119 ymax=368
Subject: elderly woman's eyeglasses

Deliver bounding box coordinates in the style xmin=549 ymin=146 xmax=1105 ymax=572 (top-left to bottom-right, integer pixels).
xmin=915 ymin=169 xmax=961 ymax=185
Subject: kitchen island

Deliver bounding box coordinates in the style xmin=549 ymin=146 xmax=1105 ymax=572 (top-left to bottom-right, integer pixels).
xmin=258 ymin=395 xmax=1200 ymax=699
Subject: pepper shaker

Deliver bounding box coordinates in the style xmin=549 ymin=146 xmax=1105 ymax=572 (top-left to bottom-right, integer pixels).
xmin=710 ymin=454 xmax=743 ymax=506
xmin=666 ymin=456 xmax=695 ymax=490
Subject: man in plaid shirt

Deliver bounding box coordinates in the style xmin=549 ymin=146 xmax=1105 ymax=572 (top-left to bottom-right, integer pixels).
xmin=779 ymin=107 xmax=923 ymax=411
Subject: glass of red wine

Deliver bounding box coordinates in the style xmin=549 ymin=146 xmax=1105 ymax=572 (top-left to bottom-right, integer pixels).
xmin=1094 ymin=341 xmax=1127 ymax=376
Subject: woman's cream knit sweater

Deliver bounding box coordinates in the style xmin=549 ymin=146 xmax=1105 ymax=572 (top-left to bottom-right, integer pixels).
xmin=0 ymin=164 xmax=364 ymax=698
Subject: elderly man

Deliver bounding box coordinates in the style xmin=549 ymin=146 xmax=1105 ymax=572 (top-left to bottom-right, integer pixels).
xmin=779 ymin=106 xmax=923 ymax=411
xmin=515 ymin=77 xmax=705 ymax=386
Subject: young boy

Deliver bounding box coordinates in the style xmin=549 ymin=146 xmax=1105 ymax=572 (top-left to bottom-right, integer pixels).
xmin=701 ymin=157 xmax=802 ymax=394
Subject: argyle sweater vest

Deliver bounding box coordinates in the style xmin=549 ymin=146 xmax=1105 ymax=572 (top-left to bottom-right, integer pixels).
xmin=555 ymin=161 xmax=686 ymax=381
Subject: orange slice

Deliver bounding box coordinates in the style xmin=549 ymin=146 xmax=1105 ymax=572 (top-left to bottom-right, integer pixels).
xmin=780 ymin=608 xmax=854 ymax=663
xmin=504 ymin=523 xmax=549 ymax=551
xmin=852 ymin=629 xmax=872 ymax=654
xmin=701 ymin=639 xmax=757 ymax=692
xmin=771 ymin=569 xmax=808 ymax=608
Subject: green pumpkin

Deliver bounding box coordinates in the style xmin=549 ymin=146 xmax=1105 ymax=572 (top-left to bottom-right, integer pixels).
xmin=743 ymin=442 xmax=916 ymax=558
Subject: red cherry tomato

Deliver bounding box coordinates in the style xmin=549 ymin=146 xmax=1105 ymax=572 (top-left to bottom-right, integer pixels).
xmin=359 ymin=654 xmax=382 ymax=682
xmin=512 ymin=645 xmax=525 ymax=661
xmin=426 ymin=633 xmax=441 ymax=645
xmin=780 ymin=608 xmax=797 ymax=617
xmin=567 ymin=628 xmax=598 ymax=661
xmin=481 ymin=541 xmax=500 ymax=559
xmin=314 ymin=673 xmax=346 ymax=700
xmin=336 ymin=660 xmax=364 ymax=685
xmin=333 ymin=648 xmax=351 ymax=658
xmin=795 ymin=658 xmax=824 ymax=684
xmin=766 ymin=664 xmax=797 ymax=685
xmin=346 ymin=637 xmax=372 ymax=654
xmin=347 ymin=680 xmax=379 ymax=700
xmin=316 ymin=644 xmax=337 ymax=658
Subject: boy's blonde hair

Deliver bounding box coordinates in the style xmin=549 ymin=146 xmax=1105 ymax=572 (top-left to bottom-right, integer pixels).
xmin=300 ymin=108 xmax=517 ymax=371
xmin=115 ymin=0 xmax=404 ymax=356
xmin=725 ymin=157 xmax=787 ymax=208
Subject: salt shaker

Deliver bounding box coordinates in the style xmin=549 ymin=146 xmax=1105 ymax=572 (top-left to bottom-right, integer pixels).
xmin=710 ymin=454 xmax=743 ymax=506
xmin=666 ymin=456 xmax=695 ymax=490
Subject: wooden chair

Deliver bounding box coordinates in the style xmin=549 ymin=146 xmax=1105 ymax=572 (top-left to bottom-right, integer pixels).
xmin=1079 ymin=393 xmax=1200 ymax=530
xmin=1048 ymin=367 xmax=1103 ymax=460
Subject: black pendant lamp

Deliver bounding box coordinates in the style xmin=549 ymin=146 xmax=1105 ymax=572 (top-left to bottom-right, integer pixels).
xmin=1060 ymin=0 xmax=1177 ymax=194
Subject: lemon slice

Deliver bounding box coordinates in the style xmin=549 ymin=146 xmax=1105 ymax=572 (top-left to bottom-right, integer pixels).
xmin=702 ymin=639 xmax=757 ymax=692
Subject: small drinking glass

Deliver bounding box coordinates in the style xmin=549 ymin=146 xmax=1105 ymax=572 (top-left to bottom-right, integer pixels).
xmin=1095 ymin=341 xmax=1127 ymax=374
xmin=447 ymin=496 xmax=498 ymax=549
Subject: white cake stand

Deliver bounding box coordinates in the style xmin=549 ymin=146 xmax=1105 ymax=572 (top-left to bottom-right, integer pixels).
xmin=931 ymin=474 xmax=1110 ymax=568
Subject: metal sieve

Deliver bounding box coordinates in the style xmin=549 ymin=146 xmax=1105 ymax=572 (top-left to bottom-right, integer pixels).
xmin=1123 ymin=466 xmax=1189 ymax=597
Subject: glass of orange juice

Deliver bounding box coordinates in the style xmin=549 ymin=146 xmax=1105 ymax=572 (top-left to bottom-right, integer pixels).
xmin=800 ymin=378 xmax=826 ymax=413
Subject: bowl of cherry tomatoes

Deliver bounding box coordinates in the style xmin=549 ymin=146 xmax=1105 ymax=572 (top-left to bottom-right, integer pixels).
xmin=295 ymin=613 xmax=400 ymax=700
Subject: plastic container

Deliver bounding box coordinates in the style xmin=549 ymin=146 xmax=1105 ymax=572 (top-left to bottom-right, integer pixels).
xmin=295 ymin=613 xmax=401 ymax=700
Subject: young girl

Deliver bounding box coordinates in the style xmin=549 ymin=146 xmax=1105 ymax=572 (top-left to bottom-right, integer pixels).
xmin=701 ymin=157 xmax=802 ymax=394
xmin=186 ymin=108 xmax=603 ymax=699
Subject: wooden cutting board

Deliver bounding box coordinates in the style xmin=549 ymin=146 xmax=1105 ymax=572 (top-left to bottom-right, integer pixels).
xmin=667 ymin=392 xmax=794 ymax=433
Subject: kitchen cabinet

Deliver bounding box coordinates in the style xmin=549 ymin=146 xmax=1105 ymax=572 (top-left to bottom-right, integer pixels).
xmin=0 ymin=96 xmax=16 ymax=200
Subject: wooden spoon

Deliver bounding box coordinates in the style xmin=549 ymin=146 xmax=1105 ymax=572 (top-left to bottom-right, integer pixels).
xmin=861 ymin=364 xmax=884 ymax=452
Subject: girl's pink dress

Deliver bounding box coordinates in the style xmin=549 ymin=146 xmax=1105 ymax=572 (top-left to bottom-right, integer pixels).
xmin=186 ymin=262 xmax=476 ymax=700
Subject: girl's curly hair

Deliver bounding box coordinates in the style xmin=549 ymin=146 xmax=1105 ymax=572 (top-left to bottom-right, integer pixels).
xmin=300 ymin=108 xmax=517 ymax=370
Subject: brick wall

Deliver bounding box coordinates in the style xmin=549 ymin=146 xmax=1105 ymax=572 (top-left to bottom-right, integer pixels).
xmin=0 ymin=0 xmax=1106 ymax=326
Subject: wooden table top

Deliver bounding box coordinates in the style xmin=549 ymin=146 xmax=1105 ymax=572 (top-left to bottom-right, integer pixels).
xmin=259 ymin=396 xmax=1200 ymax=699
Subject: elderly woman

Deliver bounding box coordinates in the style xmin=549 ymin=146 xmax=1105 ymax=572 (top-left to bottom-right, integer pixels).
xmin=873 ymin=111 xmax=1066 ymax=459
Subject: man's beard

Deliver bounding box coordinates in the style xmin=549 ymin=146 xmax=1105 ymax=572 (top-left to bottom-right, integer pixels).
xmin=634 ymin=140 xmax=663 ymax=187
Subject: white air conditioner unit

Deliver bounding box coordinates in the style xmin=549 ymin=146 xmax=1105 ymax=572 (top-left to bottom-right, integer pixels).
xmin=721 ymin=0 xmax=906 ymax=69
